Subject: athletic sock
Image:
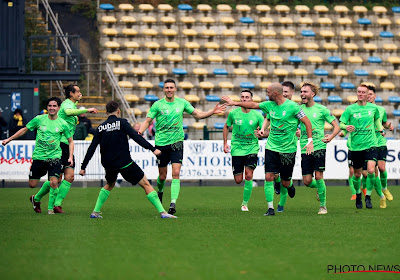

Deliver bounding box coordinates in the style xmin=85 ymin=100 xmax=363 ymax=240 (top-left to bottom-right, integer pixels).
xmin=374 ymin=176 xmax=384 ymax=198
xmin=171 ymin=179 xmax=180 ymax=204
xmin=349 ymin=176 xmax=356 ymax=195
xmin=94 ymin=188 xmax=110 ymax=212
xmin=242 ymin=180 xmax=253 ymax=206
xmin=380 ymin=170 xmax=388 ymax=190
xmin=48 ymin=188 xmax=59 ymax=210
xmin=366 ymin=173 xmax=375 ymax=196
xmin=274 ymin=175 xmax=281 ymax=184
xmin=352 ymin=176 xmax=361 ymax=194
xmin=147 ymin=191 xmax=166 ymax=213
xmin=34 ymin=181 xmax=50 ymax=202
xmin=361 ymin=175 xmax=367 ymax=192
xmin=316 ymin=179 xmax=326 ymax=207
xmin=278 ymin=184 xmax=288 ymax=207
xmin=264 ymin=181 xmax=274 ymax=204
xmin=306 ymin=179 xmax=317 ymax=189
xmin=54 ymin=180 xmax=71 ymax=207
xmin=157 ymin=177 xmax=165 ymax=193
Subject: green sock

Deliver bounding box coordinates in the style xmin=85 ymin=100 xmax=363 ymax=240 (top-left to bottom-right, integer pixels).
xmin=380 ymin=170 xmax=388 ymax=190
xmin=279 ymin=183 xmax=288 ymax=207
xmin=306 ymin=179 xmax=317 ymax=188
xmin=374 ymin=176 xmax=384 ymax=198
xmin=349 ymin=176 xmax=356 ymax=195
xmin=274 ymin=175 xmax=281 ymax=184
xmin=94 ymin=188 xmax=110 ymax=212
xmin=48 ymin=188 xmax=59 ymax=210
xmin=366 ymin=173 xmax=375 ymax=196
xmin=34 ymin=181 xmax=51 ymax=202
xmin=171 ymin=179 xmax=180 ymax=204
xmin=352 ymin=176 xmax=361 ymax=194
xmin=157 ymin=177 xmax=165 ymax=193
xmin=242 ymin=180 xmax=253 ymax=206
xmin=264 ymin=181 xmax=274 ymax=203
xmin=147 ymin=191 xmax=165 ymax=213
xmin=316 ymin=179 xmax=326 ymax=207
xmin=361 ymin=175 xmax=367 ymax=191
xmin=54 ymin=180 xmax=71 ymax=207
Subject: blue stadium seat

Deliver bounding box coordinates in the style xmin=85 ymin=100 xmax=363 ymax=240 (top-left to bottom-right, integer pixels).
xmin=321 ymin=82 xmax=335 ymax=89
xmin=240 ymin=82 xmax=255 ymax=89
xmin=340 ymin=82 xmax=355 ymax=89
xmin=314 ymin=69 xmax=329 ymax=76
xmin=328 ymin=56 xmax=342 ymax=63
xmin=205 ymin=95 xmax=221 ymax=102
xmin=375 ymin=96 xmax=383 ymax=103
xmin=144 ymin=95 xmax=159 ymax=102
xmin=158 ymin=82 xmax=164 ymax=88
xmin=288 ymin=56 xmax=303 ymax=63
xmin=380 ymin=31 xmax=394 ymax=38
xmin=354 ymin=69 xmax=369 ymax=76
xmin=100 ymin=4 xmax=115 ymax=10
xmin=368 ymin=57 xmax=382 ymax=63
xmin=213 ymin=68 xmax=228 ymax=75
xmin=386 ymin=137 xmax=395 ymax=140
xmin=328 ymin=95 xmax=342 ymax=102
xmin=265 ymin=96 xmax=269 ymax=101
xmin=240 ymin=17 xmax=255 ymax=24
xmin=172 ymin=68 xmax=187 ymax=75
xmin=214 ymin=122 xmax=225 ymax=129
xmin=357 ymin=18 xmax=371 ymax=25
xmin=392 ymin=7 xmax=400 ymax=13
xmin=256 ymin=109 xmax=265 ymax=115
xmin=388 ymin=96 xmax=400 ymax=103
xmin=248 ymin=55 xmax=263 ymax=62
xmin=301 ymin=30 xmax=316 ymax=37
xmin=178 ymin=4 xmax=192 ymax=10
xmin=393 ymin=109 xmax=400 ymax=116
xmin=183 ymin=124 xmax=188 ymax=129
xmin=314 ymin=96 xmax=322 ymax=102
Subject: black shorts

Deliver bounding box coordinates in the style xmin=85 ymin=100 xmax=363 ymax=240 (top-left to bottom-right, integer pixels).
xmin=351 ymin=148 xmax=378 ymax=170
xmin=301 ymin=149 xmax=326 ymax=176
xmin=377 ymin=146 xmax=388 ymax=162
xmin=60 ymin=142 xmax=75 ymax=170
xmin=264 ymin=149 xmax=296 ymax=181
xmin=29 ymin=159 xmax=61 ymax=180
xmin=105 ymin=161 xmax=145 ymax=186
xmin=232 ymin=154 xmax=258 ymax=175
xmin=156 ymin=141 xmax=184 ymax=167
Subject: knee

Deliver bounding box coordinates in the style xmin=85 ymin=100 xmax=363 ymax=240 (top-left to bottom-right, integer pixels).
xmin=282 ymin=180 xmax=291 ymax=188
xmin=159 ymin=173 xmax=167 ymax=181
xmin=244 ymin=173 xmax=253 ymax=181
xmin=172 ymin=172 xmax=180 ymax=179
xmin=28 ymin=182 xmax=37 ymax=188
xmin=303 ymin=178 xmax=312 ymax=186
xmin=265 ymin=173 xmax=274 ymax=181
xmin=234 ymin=177 xmax=242 ymax=184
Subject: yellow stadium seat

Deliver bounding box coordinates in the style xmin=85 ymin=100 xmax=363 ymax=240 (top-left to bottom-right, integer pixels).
xmin=259 ymin=17 xmax=274 ymax=24
xmin=244 ymin=42 xmax=259 ymax=50
xmin=120 ymin=16 xmax=136 ymax=23
xmin=197 ymin=4 xmax=212 ymax=11
xmin=279 ymin=17 xmax=294 ymax=24
xmin=318 ymin=17 xmax=332 ymax=25
xmin=331 ymin=109 xmax=344 ymax=117
xmin=200 ymin=16 xmax=215 ymax=24
xmin=347 ymin=95 xmax=358 ymax=103
xmin=374 ymin=70 xmax=388 ymax=77
xmin=394 ymin=70 xmax=400 ymax=76
xmin=340 ymin=30 xmax=355 ymax=38
xmin=138 ymin=81 xmax=153 ymax=88
xmin=179 ymin=82 xmax=194 ymax=89
xmin=323 ymin=43 xmax=339 ymax=50
xmin=295 ymin=5 xmax=310 ymax=12
xmin=283 ymin=42 xmax=299 ymax=50
xmin=241 ymin=29 xmax=257 ymax=37
xmin=333 ymin=69 xmax=348 ymax=76
xmin=180 ymin=17 xmax=196 ymax=24
xmin=199 ymin=81 xmax=214 ymax=89
xmin=237 ymin=4 xmax=251 ymax=12
xmin=252 ymin=95 xmax=262 ymax=102
xmin=337 ymin=18 xmax=352 ymax=25
xmin=191 ymin=122 xmax=206 ymax=129
xmin=293 ymin=69 xmax=308 ymax=76
xmin=141 ymin=16 xmax=156 ymax=23
xmin=233 ymin=68 xmax=249 ymax=75
xmin=208 ymin=55 xmax=223 ymax=62
xmin=144 ymin=41 xmax=160 ymax=49
xmin=275 ymin=5 xmax=290 ymax=12
xmin=217 ymin=4 xmax=232 ymax=11
xmin=132 ymin=68 xmax=147 ymax=75
xmin=125 ymin=95 xmax=139 ymax=102
xmin=292 ymin=95 xmax=302 ymax=102
xmin=334 ymin=5 xmax=349 ymax=13
xmin=384 ymin=44 xmax=398 ymax=51
xmin=377 ymin=18 xmax=391 ymax=25
xmin=185 ymin=42 xmax=200 ymax=49
xmin=204 ymin=42 xmax=220 ymax=49
xmin=113 ymin=67 xmax=127 ymax=75
xmin=184 ymin=94 xmax=200 ymax=102
xmin=188 ymin=55 xmax=203 ymax=62
xmin=359 ymin=31 xmax=373 ymax=38
xmin=222 ymin=29 xmax=237 ymax=36
xmin=264 ymin=42 xmax=280 ymax=49
xmin=167 ymin=54 xmax=183 ymax=62
xmin=280 ymin=29 xmax=296 ymax=37
xmin=259 ymin=82 xmax=271 ymax=88
xmin=152 ymin=68 xmax=168 ymax=75
xmin=320 ymin=30 xmax=335 ymax=37
xmin=228 ymin=55 xmax=244 ymax=63
xmin=219 ymin=82 xmax=235 ymax=89
xmin=133 ymin=108 xmax=142 ymax=116
xmin=268 ymin=55 xmax=283 ymax=63
xmin=107 ymin=54 xmax=123 ymax=61
xmin=225 ymin=42 xmax=240 ymax=49
xmin=353 ymin=6 xmax=368 ymax=13
xmin=299 ymin=17 xmax=313 ymax=24
xmin=343 ymin=43 xmax=359 ymax=50
xmin=141 ymin=29 xmax=158 ymax=36
xmin=127 ymin=54 xmax=142 ymax=62
xmin=256 ymin=5 xmax=271 ymax=12
xmin=324 ymin=123 xmax=333 ymax=130
xmin=158 ymin=4 xmax=173 ymax=11
xmin=119 ymin=4 xmax=134 ymax=10
xmin=380 ymin=82 xmax=395 ymax=90
xmin=363 ymin=82 xmax=376 ymax=87
xmin=348 ymin=56 xmax=363 ymax=63
xmin=388 ymin=56 xmax=400 ymax=64
xmin=220 ymin=17 xmax=235 ymax=24
xmin=274 ymin=69 xmax=289 ymax=76
xmin=139 ymin=4 xmax=154 ymax=11
xmin=308 ymin=56 xmax=323 ymax=63
xmin=227 ymin=95 xmax=240 ymax=101
xmin=373 ymin=6 xmax=387 ymax=13
xmin=160 ymin=16 xmax=176 ymax=24
xmin=102 ymin=28 xmax=118 ymax=36
xmin=104 ymin=41 xmax=120 ymax=49
xmin=396 ymin=18 xmax=400 ymax=25
xmin=253 ymin=69 xmax=268 ymax=76
xmin=193 ymin=68 xmax=208 ymax=76
xmin=182 ymin=29 xmax=198 ymax=36
xmin=304 ymin=42 xmax=319 ymax=50
xmin=102 ymin=16 xmax=117 ymax=23
xmin=202 ymin=29 xmax=217 ymax=36
xmin=363 ymin=43 xmax=378 ymax=51
xmin=261 ymin=30 xmax=276 ymax=37
xmin=164 ymin=42 xmax=180 ymax=49
xmin=147 ymin=54 xmax=163 ymax=62
xmin=314 ymin=5 xmax=329 ymax=13
xmin=118 ymin=81 xmax=133 ymax=88
xmin=122 ymin=28 xmax=138 ymax=36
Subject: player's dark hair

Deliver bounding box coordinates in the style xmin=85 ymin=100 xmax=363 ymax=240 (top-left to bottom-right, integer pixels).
xmin=64 ymin=84 xmax=77 ymax=98
xmin=106 ymin=101 xmax=119 ymax=113
xmin=281 ymin=81 xmax=295 ymax=91
xmin=13 ymin=108 xmax=22 ymax=115
xmin=46 ymin=97 xmax=61 ymax=107
xmin=163 ymin=79 xmax=176 ymax=87
xmin=367 ymin=85 xmax=376 ymax=93
xmin=241 ymin=90 xmax=253 ymax=97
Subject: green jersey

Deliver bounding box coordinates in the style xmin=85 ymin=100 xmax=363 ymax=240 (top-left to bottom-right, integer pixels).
xmin=226 ymin=108 xmax=264 ymax=156
xmin=300 ymin=103 xmax=336 ymax=154
xmin=375 ymin=105 xmax=387 ymax=147
xmin=339 ymin=102 xmax=379 ymax=151
xmin=147 ymin=97 xmax=195 ymax=146
xmin=58 ymin=99 xmax=78 ymax=144
xmin=259 ymin=99 xmax=304 ymax=153
xmin=26 ymin=115 xmax=71 ymax=160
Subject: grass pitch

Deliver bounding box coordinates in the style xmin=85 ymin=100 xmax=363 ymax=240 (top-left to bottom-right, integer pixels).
xmin=0 ymin=186 xmax=399 ymax=280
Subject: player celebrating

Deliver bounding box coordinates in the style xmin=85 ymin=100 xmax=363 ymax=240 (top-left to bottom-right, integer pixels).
xmin=298 ymin=82 xmax=340 ymax=214
xmin=222 ymin=82 xmax=314 ymax=216
xmin=32 ymin=85 xmax=98 ymax=213
xmin=79 ymin=101 xmax=176 ymax=218
xmin=2 ymin=97 xmax=73 ymax=214
xmin=223 ymin=90 xmax=264 ymax=211
xmin=339 ymin=84 xmax=383 ymax=209
xmin=139 ymin=79 xmax=226 ymax=215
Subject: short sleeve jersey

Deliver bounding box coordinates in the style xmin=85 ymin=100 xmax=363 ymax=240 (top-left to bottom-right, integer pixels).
xmin=339 ymin=102 xmax=379 ymax=151
xmin=300 ymin=103 xmax=336 ymax=153
xmin=147 ymin=97 xmax=195 ymax=146
xmin=58 ymin=99 xmax=78 ymax=144
xmin=26 ymin=115 xmax=71 ymax=160
xmin=375 ymin=105 xmax=387 ymax=147
xmin=226 ymin=108 xmax=264 ymax=156
xmin=259 ymin=100 xmax=302 ymax=153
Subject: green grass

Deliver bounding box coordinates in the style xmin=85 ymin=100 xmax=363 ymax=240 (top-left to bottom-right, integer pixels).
xmin=0 ymin=186 xmax=399 ymax=280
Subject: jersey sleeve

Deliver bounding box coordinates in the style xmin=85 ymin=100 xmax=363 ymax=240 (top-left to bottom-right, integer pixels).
xmin=382 ymin=110 xmax=387 ymax=123
xmin=184 ymin=100 xmax=195 ymax=114
xmin=122 ymin=119 xmax=156 ymax=152
xmin=146 ymin=102 xmax=159 ymax=119
xmin=257 ymin=112 xmax=264 ymax=127
xmin=292 ymin=102 xmax=302 ymax=117
xmin=374 ymin=106 xmax=380 ymax=121
xmin=26 ymin=116 xmax=39 ymax=131
xmin=259 ymin=101 xmax=270 ymax=115
xmin=62 ymin=121 xmax=72 ymax=139
xmin=323 ymin=107 xmax=336 ymax=124
xmin=226 ymin=111 xmax=233 ymax=127
xmin=339 ymin=108 xmax=350 ymax=124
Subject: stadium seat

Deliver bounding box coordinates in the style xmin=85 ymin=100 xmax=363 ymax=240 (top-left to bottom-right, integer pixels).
xmin=214 ymin=123 xmax=225 ymax=130
xmin=313 ymin=96 xmax=322 ymax=102
xmin=142 ymin=29 xmax=158 ymax=36
xmin=275 ymin=5 xmax=290 ymax=13
xmin=202 ymin=29 xmax=217 ymax=37
xmin=320 ymin=30 xmax=335 ymax=37
xmin=125 ymin=95 xmax=139 ymax=102
xmin=392 ymin=7 xmax=400 ymax=13
xmin=268 ymin=56 xmax=283 ymax=63
xmin=167 ymin=54 xmax=182 ymax=62
xmin=107 ymin=54 xmax=123 ymax=61
xmin=291 ymin=95 xmax=302 ymax=102
xmin=179 ymin=82 xmax=194 ymax=89
xmin=314 ymin=69 xmax=329 ymax=76
xmin=348 ymin=56 xmax=363 ymax=63
xmin=205 ymin=95 xmax=220 ymax=102
xmin=191 ymin=122 xmax=206 ymax=129
xmin=144 ymin=95 xmax=159 ymax=102
xmin=162 ymin=29 xmax=178 ymax=36
xmin=228 ymin=56 xmax=244 ymax=63
xmin=158 ymin=82 xmax=164 ymax=88
xmin=204 ymin=42 xmax=220 ymax=49
xmin=220 ymin=17 xmax=235 ymax=24
xmin=102 ymin=28 xmax=118 ymax=36
xmin=331 ymin=109 xmax=344 ymax=117
xmin=102 ymin=16 xmax=117 ymax=23
xmin=283 ymin=42 xmax=299 ymax=50
xmin=304 ymin=42 xmax=319 ymax=50
xmin=185 ymin=42 xmax=200 ymax=49
xmin=158 ymin=4 xmax=173 ymax=11
xmin=222 ymin=29 xmax=237 ymax=36
xmin=384 ymin=44 xmax=398 ymax=52
xmin=180 ymin=16 xmax=196 ymax=24
xmin=354 ymin=69 xmax=369 ymax=76
xmin=132 ymin=68 xmax=147 ymax=75
xmin=188 ymin=55 xmax=203 ymax=63
xmin=197 ymin=4 xmax=212 ymax=11
xmin=208 ymin=55 xmax=223 ymax=62
xmin=144 ymin=42 xmax=160 ymax=49
xmin=240 ymin=82 xmax=255 ymax=89
xmin=152 ymin=68 xmax=168 ymax=75
xmin=357 ymin=18 xmax=371 ymax=25
xmin=318 ymin=18 xmax=333 ymax=25
xmin=299 ymin=17 xmax=313 ymax=24
xmin=347 ymin=96 xmax=358 ymax=103
xmin=139 ymin=4 xmax=154 ymax=11
xmin=100 ymin=4 xmax=114 ymax=10
xmin=259 ymin=17 xmax=274 ymax=24
xmin=160 ymin=17 xmax=176 ymax=24
xmin=380 ymin=31 xmax=394 ymax=38
xmin=280 ymin=29 xmax=296 ymax=37
xmin=178 ymin=4 xmax=192 ymax=11
xmin=264 ymin=42 xmax=279 ymax=49
xmin=314 ymin=5 xmax=329 ymax=13
xmin=104 ymin=41 xmax=120 ymax=49
xmin=182 ymin=124 xmax=188 ymax=130
xmin=308 ymin=56 xmax=323 ymax=63
xmin=147 ymin=54 xmax=163 ymax=62
xmin=113 ymin=67 xmax=127 ymax=75
xmin=293 ymin=69 xmax=308 ymax=76
xmin=184 ymin=95 xmax=200 ymax=102
xmin=261 ymin=30 xmax=277 ymax=37
xmin=394 ymin=70 xmax=400 ymax=76
xmin=241 ymin=29 xmax=257 ymax=37
xmin=118 ymin=81 xmax=133 ymax=88
xmin=353 ymin=6 xmax=368 ymax=13
xmin=200 ymin=16 xmax=215 ymax=24
xmin=373 ymin=6 xmax=387 ymax=14
xmin=217 ymin=4 xmax=232 ymax=11
xmin=334 ymin=5 xmax=349 ymax=13
xmin=122 ymin=28 xmax=138 ymax=36
xmin=164 ymin=42 xmax=180 ymax=49
xmin=301 ymin=30 xmax=315 ymax=37
xmin=183 ymin=29 xmax=198 ymax=36
xmin=120 ymin=16 xmax=136 ymax=23
xmin=244 ymin=42 xmax=259 ymax=50
xmin=295 ymin=5 xmax=310 ymax=12
xmin=193 ymin=68 xmax=208 ymax=75
xmin=256 ymin=5 xmax=271 ymax=12
xmin=259 ymin=82 xmax=271 ymax=89
xmin=138 ymin=81 xmax=153 ymax=89
xmin=380 ymin=82 xmax=395 ymax=90
xmin=199 ymin=82 xmax=215 ymax=89
xmin=334 ymin=69 xmax=349 ymax=76
xmin=127 ymin=54 xmax=142 ymax=62
xmin=213 ymin=68 xmax=228 ymax=75
xmin=252 ymin=95 xmax=262 ymax=102
xmin=321 ymin=82 xmax=335 ymax=89
xmin=240 ymin=17 xmax=255 ymax=24
xmin=328 ymin=56 xmax=342 ymax=64
xmin=364 ymin=43 xmax=378 ymax=51
xmin=377 ymin=18 xmax=391 ymax=26
xmin=373 ymin=69 xmax=388 ymax=77
xmin=340 ymin=30 xmax=355 ymax=38
xmin=323 ymin=43 xmax=339 ymax=50
xmin=274 ymin=69 xmax=289 ymax=76
xmin=337 ymin=18 xmax=352 ymax=25
xmin=375 ymin=96 xmax=383 ymax=103
xmin=253 ymin=68 xmax=268 ymax=76
xmin=233 ymin=68 xmax=249 ymax=75
xmin=394 ymin=110 xmax=400 ymax=116
xmin=173 ymin=68 xmax=187 ymax=75
xmin=368 ymin=57 xmax=382 ymax=64
xmin=340 ymin=82 xmax=355 ymax=89
xmin=279 ymin=17 xmax=294 ymax=25
xmin=327 ymin=95 xmax=342 ymax=102
xmin=224 ymin=42 xmax=240 ymax=49
xmin=288 ymin=56 xmax=303 ymax=63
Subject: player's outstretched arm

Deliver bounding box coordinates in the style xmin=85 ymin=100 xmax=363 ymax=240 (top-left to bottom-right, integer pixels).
xmin=323 ymin=119 xmax=340 ymax=143
xmin=191 ymin=103 xmax=227 ymax=119
xmin=221 ymin=96 xmax=260 ymax=109
xmin=299 ymin=116 xmax=314 ymax=155
xmin=223 ymin=123 xmax=230 ymax=153
xmin=80 ymin=131 xmax=100 ymax=172
xmin=67 ymin=137 xmax=74 ymax=166
xmin=139 ymin=117 xmax=152 ymax=135
xmin=65 ymin=108 xmax=98 ymax=116
xmin=125 ymin=120 xmax=157 ymax=152
xmin=2 ymin=127 xmax=28 ymax=146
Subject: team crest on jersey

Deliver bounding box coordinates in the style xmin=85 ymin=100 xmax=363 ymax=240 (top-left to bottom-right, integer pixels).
xmin=55 ymin=127 xmax=59 ymax=132
xmin=368 ymin=111 xmax=371 ymax=115
xmin=282 ymin=111 xmax=286 ymax=116
xmin=176 ymin=108 xmax=179 ymax=113
xmin=313 ymin=113 xmax=316 ymax=118
xmin=249 ymin=120 xmax=253 ymax=125
xmin=235 ymin=120 xmax=243 ymax=125
xmin=270 ymin=111 xmax=276 ymax=116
